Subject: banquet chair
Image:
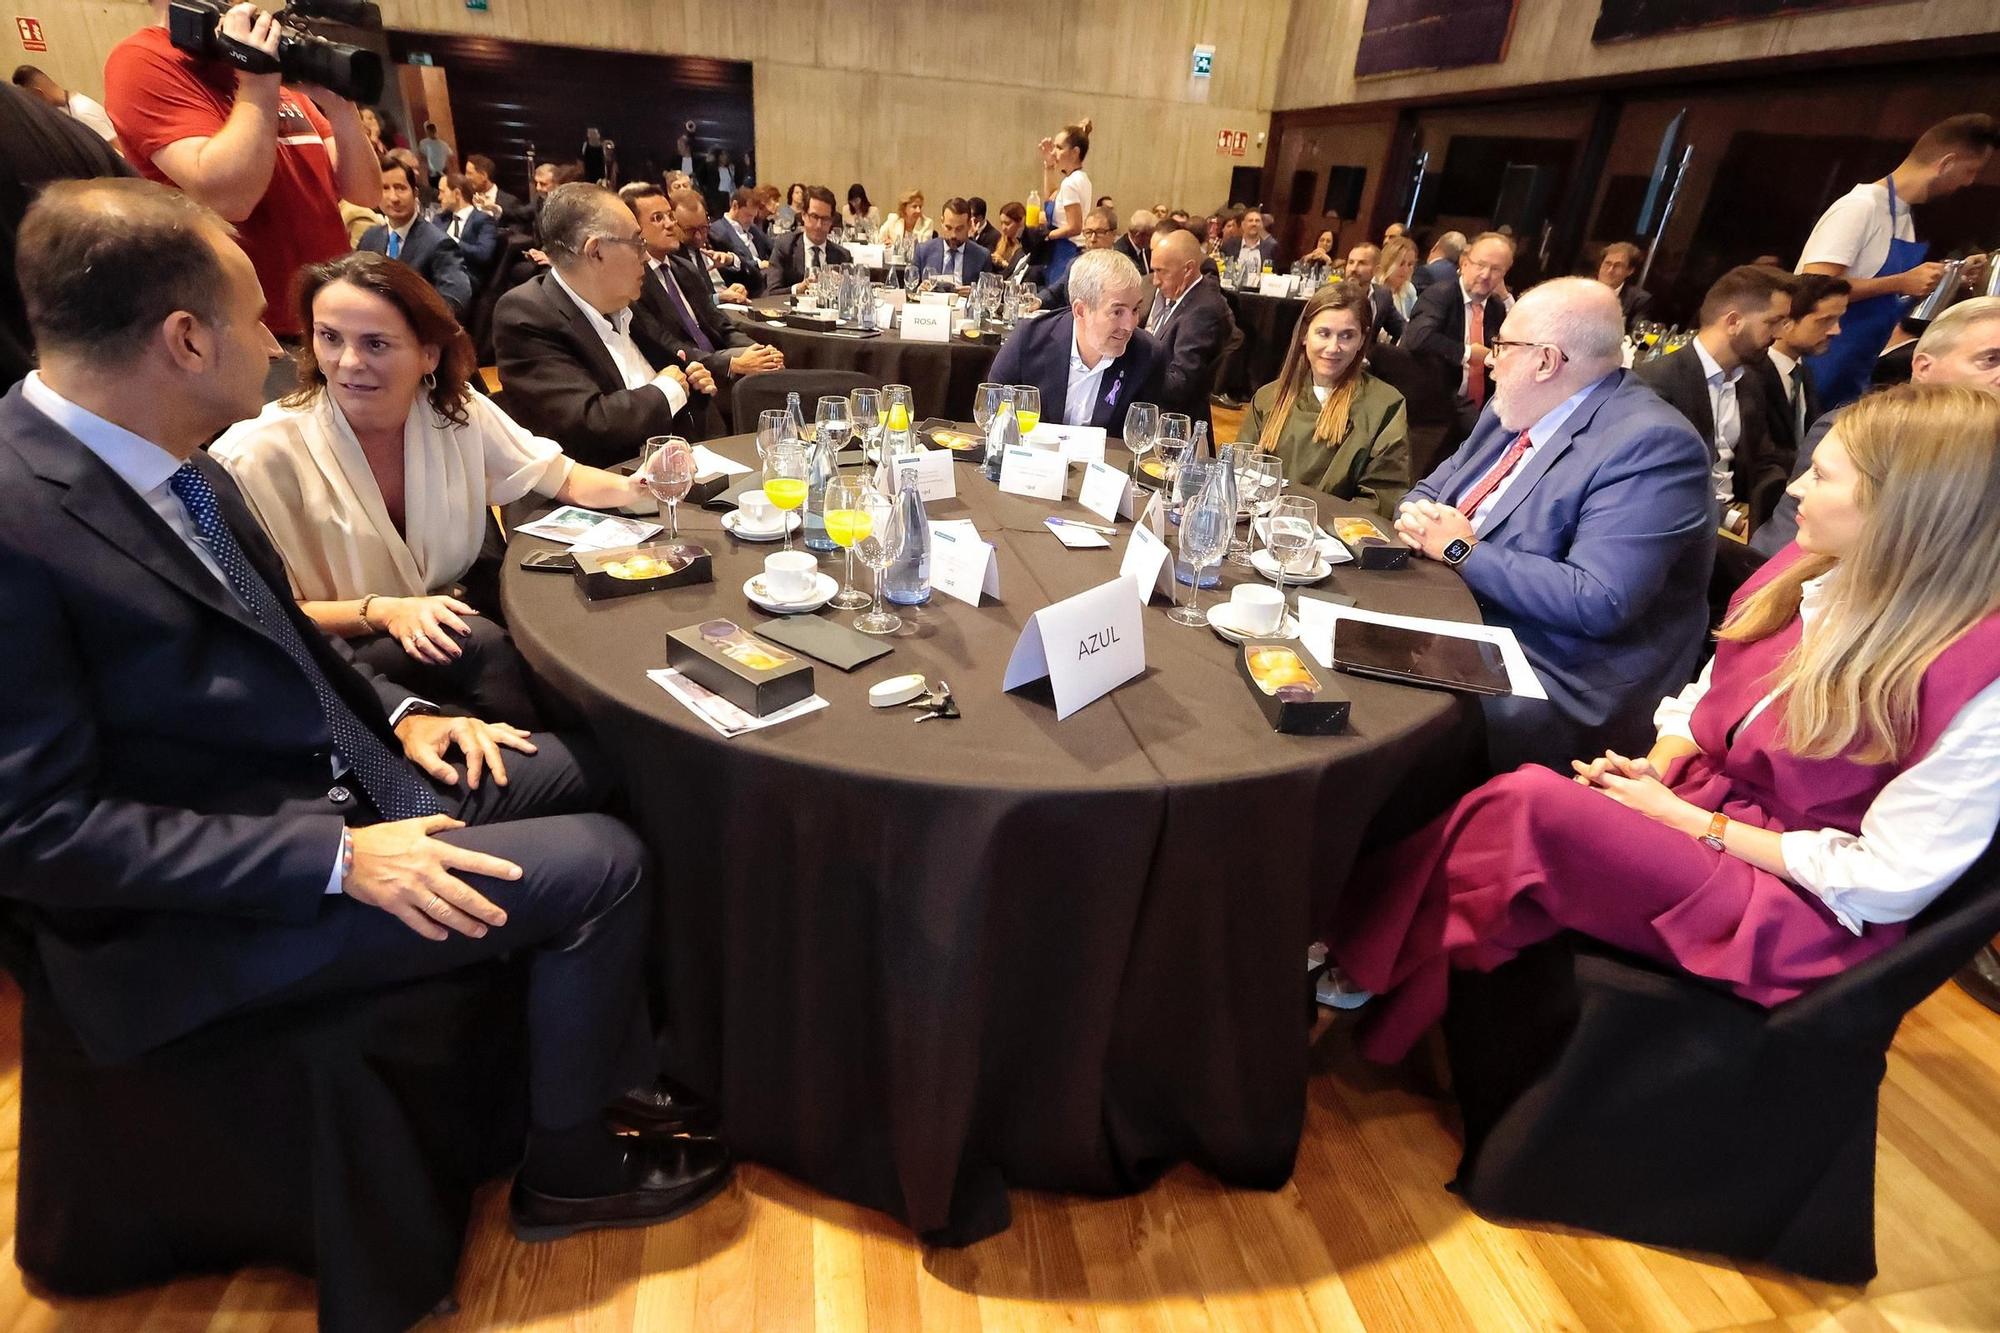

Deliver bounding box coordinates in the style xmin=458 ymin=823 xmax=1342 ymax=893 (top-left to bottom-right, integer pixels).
xmin=7 ymin=919 xmax=529 ymax=1333
xmin=1438 ymin=834 xmax=2000 ymax=1283
xmin=731 ymin=368 xmax=881 ymax=428
xmin=1364 ymin=341 xmax=1454 ymax=479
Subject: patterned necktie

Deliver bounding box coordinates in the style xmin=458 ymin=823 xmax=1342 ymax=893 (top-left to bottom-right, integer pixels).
xmin=387 ymin=229 xmax=403 ymax=260
xmin=1456 ymin=431 xmax=1532 ymax=518
xmin=1465 ymin=300 xmax=1487 ymax=406
xmin=168 ymin=464 xmax=443 ymax=821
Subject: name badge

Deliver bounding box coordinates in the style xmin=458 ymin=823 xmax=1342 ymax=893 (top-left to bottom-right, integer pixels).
xmin=998 ymin=446 xmax=1066 ymax=501
xmin=899 ymin=304 xmax=951 ymax=342
xmin=1002 ymin=577 xmax=1146 ymax=719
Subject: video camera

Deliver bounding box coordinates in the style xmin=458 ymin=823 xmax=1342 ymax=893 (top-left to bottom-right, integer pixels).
xmin=167 ymin=0 xmax=385 ymax=107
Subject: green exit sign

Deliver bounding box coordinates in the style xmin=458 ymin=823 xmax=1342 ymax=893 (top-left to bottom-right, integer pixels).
xmin=466 ymin=0 xmax=488 ymax=10
xmin=1191 ymin=45 xmax=1214 ymax=78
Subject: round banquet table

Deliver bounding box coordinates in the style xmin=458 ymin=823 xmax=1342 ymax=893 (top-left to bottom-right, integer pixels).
xmin=501 ymin=433 xmax=1483 ymax=1244
xmin=727 ymin=294 xmax=1001 ymax=421
xmin=1219 ymin=287 xmax=1307 ymax=399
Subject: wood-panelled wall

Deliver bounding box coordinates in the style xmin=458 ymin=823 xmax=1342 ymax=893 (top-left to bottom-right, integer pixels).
xmin=1276 ymin=0 xmax=2000 ymax=111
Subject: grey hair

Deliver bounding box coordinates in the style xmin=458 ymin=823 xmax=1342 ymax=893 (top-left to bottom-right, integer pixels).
xmin=1128 ymin=209 xmax=1156 ymax=231
xmin=1917 ymin=296 xmax=2000 ymax=361
xmin=539 ymin=182 xmax=629 ymax=262
xmin=1519 ymin=277 xmax=1625 ymax=371
xmin=1435 ymin=230 xmax=1467 ymax=260
xmin=1069 ymin=248 xmax=1144 ymax=310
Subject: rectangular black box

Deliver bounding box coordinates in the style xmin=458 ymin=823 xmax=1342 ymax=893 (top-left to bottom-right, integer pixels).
xmin=666 ymin=619 xmax=817 ymax=716
xmin=1238 ymin=642 xmax=1351 ymax=735
xmin=571 ymin=542 xmax=713 ymax=600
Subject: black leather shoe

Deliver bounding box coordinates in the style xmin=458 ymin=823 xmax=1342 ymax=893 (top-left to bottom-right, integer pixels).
xmin=605 ymin=1076 xmax=720 ymax=1136
xmin=1955 ymin=943 xmax=2000 ymax=1016
xmin=510 ymin=1135 xmax=733 ymax=1242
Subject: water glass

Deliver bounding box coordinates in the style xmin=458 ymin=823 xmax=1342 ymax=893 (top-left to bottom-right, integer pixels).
xmin=852 ymin=487 xmax=906 ymax=635
xmin=1122 ymin=401 xmax=1160 ymax=479
xmin=973 ymin=382 xmax=1008 ymax=435
xmin=1267 ymin=495 xmax=1319 ymax=608
xmin=1229 ymin=451 xmax=1284 ymax=565
xmin=1169 ymin=460 xmax=1231 ymax=627
xmin=638 ymin=436 xmax=696 ymax=541
xmin=755 ymin=408 xmax=795 ymax=464
xmin=850 ymin=387 xmax=883 ymax=460
xmin=1157 ymin=412 xmax=1192 ymax=506
xmin=816 ymin=395 xmax=855 ymax=459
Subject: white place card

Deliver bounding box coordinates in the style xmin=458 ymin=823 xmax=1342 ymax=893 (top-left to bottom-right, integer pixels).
xmin=1257 ymin=272 xmax=1294 ymax=297
xmin=1002 ymin=577 xmax=1146 ymax=720
xmin=879 ymin=449 xmax=957 ymax=503
xmin=848 ymin=243 xmax=885 ymax=269
xmin=1117 ymin=517 xmax=1175 ymax=605
xmin=1026 ymin=423 xmax=1107 ymax=465
xmin=915 ymin=290 xmax=956 ymax=306
xmin=1044 ymin=518 xmax=1110 ymax=548
xmin=1293 ymin=598 xmax=1550 ymax=700
xmin=899 ymin=304 xmax=951 ymax=343
xmin=930 ymin=522 xmax=1000 ymax=605
xmin=998 ymin=446 xmax=1067 ymax=501
xmin=1078 ymin=460 xmax=1138 ymax=523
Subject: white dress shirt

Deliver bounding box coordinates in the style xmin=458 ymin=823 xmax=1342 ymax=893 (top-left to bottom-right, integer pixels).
xmin=1654 ymin=571 xmax=2000 ymax=932
xmin=1692 ymin=335 xmax=1744 ymax=463
xmin=548 ymin=268 xmax=688 ymax=414
xmin=64 ymin=90 xmax=118 ymax=143
xmin=1463 ymin=375 xmax=1604 ymax=535
xmin=1767 ymin=346 xmax=1808 ymax=442
xmin=1065 ymin=325 xmax=1120 ymax=427
xmin=442 ymin=205 xmax=476 ymax=242
xmin=1147 ymin=276 xmax=1201 ymax=335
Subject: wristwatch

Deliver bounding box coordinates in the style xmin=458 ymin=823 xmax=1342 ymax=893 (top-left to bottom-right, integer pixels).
xmin=1698 ymin=811 xmax=1729 ymax=852
xmin=1442 ymin=536 xmax=1475 ymax=566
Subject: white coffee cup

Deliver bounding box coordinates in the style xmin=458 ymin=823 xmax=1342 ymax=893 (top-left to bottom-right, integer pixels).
xmin=737 ymin=488 xmax=779 ymax=529
xmin=763 ymin=550 xmax=819 ymax=601
xmin=1230 ymin=582 xmax=1286 ymax=635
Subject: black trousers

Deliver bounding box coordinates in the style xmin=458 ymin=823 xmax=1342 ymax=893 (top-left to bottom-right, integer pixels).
xmin=348 ymin=614 xmax=545 ymax=730
xmin=265 ymin=733 xmax=655 ymax=1131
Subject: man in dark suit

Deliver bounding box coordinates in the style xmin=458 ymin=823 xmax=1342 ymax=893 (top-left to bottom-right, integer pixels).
xmin=967 ymin=196 xmax=1001 ymax=254
xmin=769 ymin=185 xmax=851 ymax=290
xmin=1144 ymin=226 xmax=1235 ymax=438
xmin=914 ymin=197 xmax=991 ymax=287
xmin=1113 ymin=209 xmax=1155 ymax=277
xmin=990 ymin=248 xmax=1163 ymax=431
xmin=1595 ymin=241 xmax=1652 ymax=330
xmin=1 ymin=178 xmax=730 ymax=1242
xmin=433 ymin=171 xmax=500 ymax=286
xmin=463 ymin=154 xmax=529 ymax=230
xmin=707 ymin=186 xmax=770 ymax=296
xmin=1634 ymin=264 xmax=1795 ymax=525
xmin=1400 ymin=230 xmax=1514 ymax=451
xmin=1219 ymin=208 xmax=1282 ymax=276
xmin=360 ymin=159 xmax=472 ymax=316
xmin=1395 ymin=278 xmax=1713 ymax=773
xmin=1745 ymin=273 xmax=1847 ymax=516
xmin=494 ymin=183 xmax=716 ymax=465
xmin=1410 ymin=231 xmax=1465 ymax=292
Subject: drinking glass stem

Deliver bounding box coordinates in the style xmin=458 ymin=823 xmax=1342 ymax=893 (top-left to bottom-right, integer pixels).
xmin=1190 ymin=566 xmax=1204 ymax=621
xmin=667 ymin=499 xmax=678 ymax=541
xmin=845 ymin=546 xmax=857 ymax=595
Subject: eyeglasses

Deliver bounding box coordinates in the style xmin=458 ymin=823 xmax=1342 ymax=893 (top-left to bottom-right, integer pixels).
xmin=1080 ymin=227 xmax=1113 ymax=238
xmin=597 ymin=234 xmax=649 ymax=253
xmin=1489 ymin=338 xmax=1569 ymax=364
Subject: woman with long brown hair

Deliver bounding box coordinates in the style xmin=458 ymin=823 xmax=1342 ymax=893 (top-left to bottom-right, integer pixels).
xmin=211 ymin=251 xmax=645 ymax=724
xmin=1322 ymin=383 xmax=2000 ymax=1057
xmin=1235 ymin=279 xmax=1411 ymax=516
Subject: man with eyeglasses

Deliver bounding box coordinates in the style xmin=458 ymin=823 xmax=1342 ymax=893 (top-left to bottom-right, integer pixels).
xmin=1394 ymin=277 xmax=1713 ymax=773
xmin=1402 ymin=230 xmax=1515 ymax=452
xmin=1035 ymin=207 xmax=1119 ymax=308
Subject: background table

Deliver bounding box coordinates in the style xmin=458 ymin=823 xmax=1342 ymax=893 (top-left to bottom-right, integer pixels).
xmin=727 ymin=296 xmax=1001 ymax=420
xmin=1218 ymin=288 xmax=1307 ymax=400
xmin=502 ymin=436 xmax=1481 ymax=1244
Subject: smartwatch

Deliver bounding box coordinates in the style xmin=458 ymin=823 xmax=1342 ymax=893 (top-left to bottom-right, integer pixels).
xmin=1699 ymin=811 xmax=1729 ymax=852
xmin=1442 ymin=536 xmax=1475 ymax=566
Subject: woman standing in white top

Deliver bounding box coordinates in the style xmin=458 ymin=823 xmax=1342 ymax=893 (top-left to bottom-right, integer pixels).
xmin=1038 ymin=118 xmax=1094 ymax=288
xmin=212 ymin=252 xmax=646 ymax=726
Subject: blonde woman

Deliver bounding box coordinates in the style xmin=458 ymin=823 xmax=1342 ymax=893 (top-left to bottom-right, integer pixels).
xmin=1237 ymin=281 xmax=1410 ymax=516
xmin=1372 ymin=234 xmax=1419 ymax=339
xmin=1324 ymin=383 xmax=2000 ymax=1060
xmin=876 ymin=188 xmax=933 ymax=246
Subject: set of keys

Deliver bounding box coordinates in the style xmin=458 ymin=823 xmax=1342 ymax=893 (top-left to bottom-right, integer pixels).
xmin=908 ymin=680 xmax=959 ymax=723
xmin=868 ymin=673 xmax=960 ymax=722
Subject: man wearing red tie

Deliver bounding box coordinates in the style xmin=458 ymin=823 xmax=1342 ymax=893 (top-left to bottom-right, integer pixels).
xmin=1394 ymin=278 xmax=1714 ymax=773
xmin=1399 ymin=230 xmax=1515 ymax=454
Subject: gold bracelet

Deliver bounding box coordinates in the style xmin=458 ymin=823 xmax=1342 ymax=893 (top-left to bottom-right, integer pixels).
xmin=358 ymin=594 xmax=378 ymax=631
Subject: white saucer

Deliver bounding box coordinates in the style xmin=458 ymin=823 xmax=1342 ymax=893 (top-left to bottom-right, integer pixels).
xmin=1250 ymin=548 xmax=1333 ymax=585
xmin=1206 ymin=602 xmax=1301 ymax=644
xmin=723 ymin=510 xmax=801 ymax=542
xmin=743 ymin=570 xmax=838 ymax=614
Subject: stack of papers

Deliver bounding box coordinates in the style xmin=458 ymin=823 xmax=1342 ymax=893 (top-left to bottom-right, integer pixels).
xmin=690 ymin=445 xmax=753 ymax=478
xmin=515 ymin=506 xmax=662 ymax=552
xmin=1293 ymin=598 xmax=1549 ymax=699
xmin=647 ymin=668 xmax=828 ymax=737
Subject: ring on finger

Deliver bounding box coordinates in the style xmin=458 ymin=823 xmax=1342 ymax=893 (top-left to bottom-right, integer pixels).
xmin=426 ymin=892 xmax=445 ymax=916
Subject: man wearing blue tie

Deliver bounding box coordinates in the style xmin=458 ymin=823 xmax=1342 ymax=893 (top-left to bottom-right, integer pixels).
xmin=358 ymin=158 xmax=472 ymax=315
xmin=914 ymin=198 xmax=991 ymax=289
xmin=1394 ymin=278 xmax=1713 ymax=773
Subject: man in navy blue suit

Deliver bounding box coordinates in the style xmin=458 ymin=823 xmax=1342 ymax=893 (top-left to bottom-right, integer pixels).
xmin=0 ymin=179 xmax=730 ymax=1242
xmin=1394 ymin=277 xmax=1714 ymax=772
xmin=359 ymin=158 xmax=472 ymax=315
xmin=989 ymin=248 xmax=1163 ymax=430
xmin=914 ymin=197 xmax=991 ymax=288
xmin=706 ymin=186 xmax=770 ymax=296
xmin=433 ymin=170 xmax=500 ymax=286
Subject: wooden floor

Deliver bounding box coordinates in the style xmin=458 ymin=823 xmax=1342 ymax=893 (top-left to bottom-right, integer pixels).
xmin=3 ymin=975 xmax=2000 ymax=1332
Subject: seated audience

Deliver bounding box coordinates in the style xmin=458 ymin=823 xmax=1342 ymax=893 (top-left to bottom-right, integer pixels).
xmin=1394 ymin=278 xmax=1713 ymax=771
xmin=1036 ymin=207 xmax=1119 ymax=308
xmin=708 ymin=186 xmax=770 ymax=296
xmin=876 ymin=187 xmax=933 ymax=247
xmin=384 ymin=147 xmax=437 ymax=214
xmin=1383 ymin=221 xmax=1407 ymax=243
xmin=493 ymin=182 xmax=714 ymax=466
xmin=668 ymin=184 xmax=751 ymax=304
xmin=359 ymin=158 xmax=471 ymax=316
xmin=463 ymin=153 xmax=527 ymax=227
xmin=1596 ymin=240 xmax=1651 ymax=329
xmin=1400 ymin=230 xmax=1515 ymax=449
xmin=990 ymin=248 xmax=1162 ymax=431
xmin=1873 ymin=315 xmax=1924 ymax=389
xmin=1412 ymin=230 xmax=1466 ymax=292
xmin=844 ymin=182 xmax=878 ymax=235
xmin=774 ymin=181 xmax=806 ymax=234
xmin=750 ymin=186 xmax=778 ymax=258
xmin=1635 ymin=265 xmax=1794 ymax=523
xmin=1299 ymin=229 xmax=1338 ymax=268
xmin=433 ymin=171 xmax=500 ymax=286
xmin=213 ymin=250 xmax=650 ymax=723
xmin=0 ymin=177 xmax=731 ymax=1243
xmin=1145 ymin=226 xmax=1238 ymax=440
xmin=1372 ymin=235 xmax=1419 ymax=341
xmin=1330 ymin=383 xmax=2000 ymax=1064
xmin=1754 ymin=295 xmax=2000 ymax=558
xmin=11 ymin=63 xmax=120 ymax=149
xmin=771 ymin=185 xmax=851 ymax=289
xmin=1115 ymin=210 xmax=1156 ymax=276
xmin=1344 ymin=243 xmax=1379 ymax=287
xmin=914 ymin=197 xmax=991 ymax=287
xmin=990 ymin=201 xmax=1032 ymax=281
xmin=967 ymin=196 xmax=1001 ymax=253
xmin=1747 ymin=273 xmax=1850 ymax=517
xmin=659 ymin=182 xmax=781 ymax=378
xmin=1238 ymin=281 xmax=1410 ymax=517
xmin=1220 ymin=207 xmax=1282 ymax=275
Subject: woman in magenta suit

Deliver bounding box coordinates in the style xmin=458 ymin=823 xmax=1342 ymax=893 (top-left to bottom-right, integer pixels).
xmin=1329 ymin=382 xmax=2000 ymax=1062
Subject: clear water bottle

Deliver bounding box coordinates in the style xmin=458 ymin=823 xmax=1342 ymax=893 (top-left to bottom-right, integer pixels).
xmin=983 ymin=398 xmax=1018 ymax=482
xmin=1176 ymin=440 xmax=1230 ymax=589
xmin=1191 ymin=419 xmax=1210 ymax=459
xmin=787 ymin=390 xmax=807 ymax=442
xmin=803 ymin=430 xmax=839 ymax=553
xmin=883 ymin=463 xmax=932 ymax=605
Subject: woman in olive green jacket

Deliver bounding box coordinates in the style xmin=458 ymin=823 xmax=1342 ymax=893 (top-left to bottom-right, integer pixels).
xmin=1237 ymin=280 xmax=1411 ymax=518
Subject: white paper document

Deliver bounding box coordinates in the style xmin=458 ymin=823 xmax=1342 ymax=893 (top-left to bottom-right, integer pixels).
xmin=1077 ymin=459 xmax=1138 ymax=523
xmin=1003 ymin=577 xmax=1146 ymax=720
xmin=930 ymin=522 xmax=1001 ymax=605
xmin=647 ymin=668 xmax=829 ymax=736
xmin=1293 ymin=598 xmax=1549 ymax=700
xmin=1044 ymin=518 xmax=1110 ymax=549
xmin=998 ymin=446 xmax=1067 ymax=501
xmin=1025 ymin=423 xmax=1107 ymax=465
xmin=690 ymin=445 xmax=753 ymax=478
xmin=516 ymin=506 xmax=663 ymax=551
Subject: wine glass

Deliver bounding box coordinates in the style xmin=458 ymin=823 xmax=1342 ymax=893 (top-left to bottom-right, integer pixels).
xmin=852 ymin=487 xmax=906 ymax=635
xmin=822 ymin=478 xmax=875 ymax=610
xmin=1122 ymin=401 xmax=1160 ymax=480
xmin=816 ymin=395 xmax=855 ymax=463
xmin=1266 ymin=495 xmax=1319 ymax=614
xmin=639 ymin=435 xmax=696 ymax=541
xmin=1169 ymin=460 xmax=1231 ymax=627
xmin=973 ymin=381 xmax=1007 ymax=436
xmin=762 ymin=441 xmax=809 ymax=552
xmin=755 ymin=408 xmax=795 ymax=465
xmin=1229 ymin=450 xmax=1283 ymax=566
xmin=1157 ymin=412 xmax=1192 ymax=510
xmin=1012 ymin=385 xmax=1042 ymax=436
xmin=850 ymin=387 xmax=883 ymax=461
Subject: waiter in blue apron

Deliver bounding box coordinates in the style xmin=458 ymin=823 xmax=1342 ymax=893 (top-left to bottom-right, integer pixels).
xmin=1797 ymin=113 xmax=1996 ymax=411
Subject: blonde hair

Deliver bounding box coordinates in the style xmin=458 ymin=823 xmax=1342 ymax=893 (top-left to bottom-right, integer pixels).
xmin=1258 ymin=280 xmax=1376 ymax=456
xmin=1378 ymin=235 xmax=1418 ymax=279
xmin=1721 ymin=383 xmax=2000 ymax=762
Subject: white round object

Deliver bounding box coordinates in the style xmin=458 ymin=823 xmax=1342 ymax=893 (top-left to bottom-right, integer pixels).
xmin=868 ymin=673 xmax=930 ymax=708
xmin=722 ymin=510 xmax=800 ymax=542
xmin=742 ymin=571 xmax=838 ymax=615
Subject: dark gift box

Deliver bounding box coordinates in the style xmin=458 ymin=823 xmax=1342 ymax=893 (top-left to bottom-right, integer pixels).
xmin=666 ymin=619 xmax=817 ymax=716
xmin=1329 ymin=517 xmax=1409 ymax=570
xmin=571 ymin=542 xmax=713 ymax=600
xmin=1238 ymin=641 xmax=1351 ymax=735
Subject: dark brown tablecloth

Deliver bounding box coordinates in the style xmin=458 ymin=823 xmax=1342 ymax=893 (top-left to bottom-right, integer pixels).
xmin=727 ymin=295 xmax=1001 ymax=421
xmin=1219 ymin=288 xmax=1307 ymax=399
xmin=501 ymin=435 xmax=1481 ymax=1244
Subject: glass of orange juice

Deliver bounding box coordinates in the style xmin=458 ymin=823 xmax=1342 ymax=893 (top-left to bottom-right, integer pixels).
xmin=1012 ymin=384 xmax=1041 ymax=435
xmin=763 ymin=441 xmax=809 ymax=552
xmin=823 ymin=478 xmax=875 ymax=609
